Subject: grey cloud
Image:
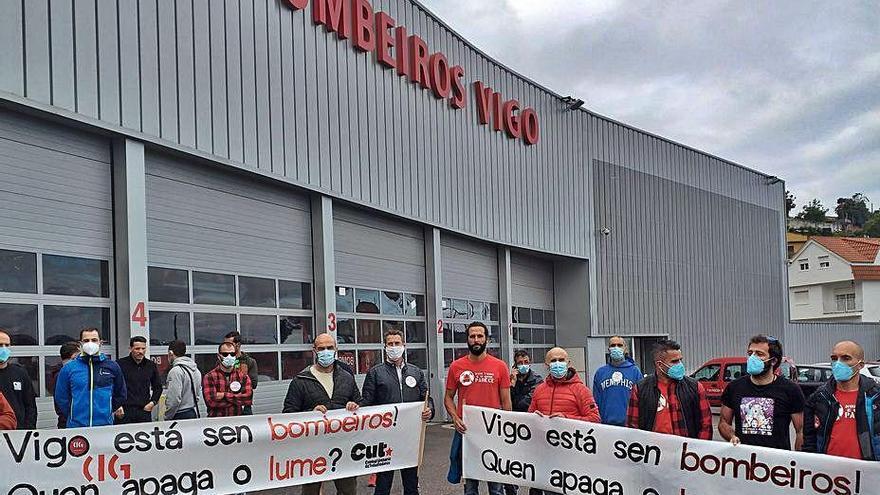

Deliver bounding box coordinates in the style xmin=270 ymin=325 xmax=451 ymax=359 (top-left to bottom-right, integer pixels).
xmin=419 ymin=0 xmax=880 ymax=209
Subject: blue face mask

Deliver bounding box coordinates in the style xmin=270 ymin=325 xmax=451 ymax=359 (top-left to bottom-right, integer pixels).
xmin=664 ymin=362 xmax=686 ymax=381
xmin=746 ymin=354 xmax=770 ymax=376
xmin=549 ymin=361 xmax=568 ymax=379
xmin=609 ymin=347 xmax=625 ymax=362
xmin=0 ymin=347 xmax=10 ymax=363
xmin=316 ymin=349 xmax=336 ymax=368
xmin=517 ymin=364 xmax=530 ymax=375
xmin=832 ymin=360 xmax=857 ymax=382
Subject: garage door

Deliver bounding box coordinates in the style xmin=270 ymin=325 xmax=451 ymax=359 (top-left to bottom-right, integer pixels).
xmin=511 ymin=252 xmax=556 ymax=363
xmin=145 ymin=151 xmax=314 ymax=414
xmin=440 ymin=234 xmax=500 ymax=368
xmin=333 ymin=205 xmax=427 ymax=375
xmin=0 ymin=109 xmax=113 ymax=427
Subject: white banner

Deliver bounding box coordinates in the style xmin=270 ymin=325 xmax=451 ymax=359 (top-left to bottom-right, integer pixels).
xmin=462 ymin=406 xmax=880 ymax=495
xmin=1 ymin=403 xmax=423 ymax=494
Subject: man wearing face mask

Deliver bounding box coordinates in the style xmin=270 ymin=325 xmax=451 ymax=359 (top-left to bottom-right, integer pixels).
xmin=593 ymin=336 xmax=642 ymax=426
xmin=283 ymin=332 xmax=361 ymax=495
xmin=202 ymin=342 xmax=253 ymax=418
xmin=0 ymin=329 xmax=37 ymax=429
xmin=626 ymin=339 xmax=712 ymax=439
xmin=719 ymin=335 xmax=805 ymax=450
xmin=803 ymin=340 xmax=880 ymax=461
xmin=360 ymin=328 xmax=434 ymax=495
xmin=504 ymin=351 xmax=543 ymax=495
xmin=54 ymin=328 xmax=127 ymax=427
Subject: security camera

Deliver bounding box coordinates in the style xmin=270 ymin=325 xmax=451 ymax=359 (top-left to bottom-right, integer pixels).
xmin=600 ymin=227 xmax=611 ymax=236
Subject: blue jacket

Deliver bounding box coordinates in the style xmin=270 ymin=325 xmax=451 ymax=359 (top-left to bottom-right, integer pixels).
xmin=54 ymin=354 xmax=127 ymax=428
xmin=803 ymin=376 xmax=880 ymax=461
xmin=592 ymin=358 xmax=642 ymax=426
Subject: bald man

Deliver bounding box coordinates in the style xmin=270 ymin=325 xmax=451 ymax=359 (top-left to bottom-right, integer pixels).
xmin=803 ymin=340 xmax=880 ymax=461
xmin=283 ymin=332 xmax=361 ymax=495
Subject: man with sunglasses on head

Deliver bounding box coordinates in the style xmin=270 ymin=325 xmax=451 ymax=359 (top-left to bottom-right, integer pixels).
xmin=202 ymin=342 xmax=253 ymax=418
xmin=719 ymin=335 xmax=805 ymax=450
xmin=803 ymin=340 xmax=880 ymax=461
xmin=283 ymin=332 xmax=361 ymax=495
xmin=54 ymin=327 xmax=127 ymax=427
xmin=626 ymin=339 xmax=712 ymax=439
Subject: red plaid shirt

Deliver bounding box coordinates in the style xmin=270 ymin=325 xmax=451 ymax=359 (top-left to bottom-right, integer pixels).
xmin=626 ymin=379 xmax=712 ymax=440
xmin=202 ymin=367 xmax=253 ymax=417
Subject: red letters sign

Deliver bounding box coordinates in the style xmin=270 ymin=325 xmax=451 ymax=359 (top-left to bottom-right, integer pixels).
xmin=283 ymin=0 xmax=539 ymax=145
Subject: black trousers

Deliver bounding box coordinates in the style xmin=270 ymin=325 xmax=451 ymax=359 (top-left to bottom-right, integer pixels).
xmin=374 ymin=467 xmax=419 ymax=495
xmin=171 ymin=408 xmax=198 ymax=420
xmin=119 ymin=406 xmax=152 ymax=424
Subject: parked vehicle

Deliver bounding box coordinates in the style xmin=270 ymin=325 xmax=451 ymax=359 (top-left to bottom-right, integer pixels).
xmin=690 ymin=356 xmax=798 ymax=408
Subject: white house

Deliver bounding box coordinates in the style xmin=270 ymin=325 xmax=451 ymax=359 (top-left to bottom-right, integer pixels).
xmin=789 ymin=237 xmax=880 ymax=322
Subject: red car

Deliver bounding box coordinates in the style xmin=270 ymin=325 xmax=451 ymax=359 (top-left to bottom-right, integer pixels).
xmin=690 ymin=356 xmax=798 ymax=407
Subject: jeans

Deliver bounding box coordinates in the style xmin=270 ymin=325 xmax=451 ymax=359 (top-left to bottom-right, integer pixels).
xmin=301 ymin=477 xmax=357 ymax=495
xmin=375 ymin=467 xmax=419 ymax=495
xmin=464 ymin=479 xmax=504 ymax=495
xmin=170 ymin=408 xmax=198 ymax=420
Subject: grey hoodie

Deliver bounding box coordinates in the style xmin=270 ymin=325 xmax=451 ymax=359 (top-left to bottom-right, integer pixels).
xmin=164 ymin=356 xmax=202 ymax=419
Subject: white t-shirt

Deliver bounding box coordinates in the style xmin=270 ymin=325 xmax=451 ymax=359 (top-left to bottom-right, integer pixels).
xmin=311 ymin=365 xmax=335 ymax=398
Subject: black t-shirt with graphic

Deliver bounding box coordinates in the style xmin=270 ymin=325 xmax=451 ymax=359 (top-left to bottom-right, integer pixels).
xmin=721 ymin=375 xmax=805 ymax=450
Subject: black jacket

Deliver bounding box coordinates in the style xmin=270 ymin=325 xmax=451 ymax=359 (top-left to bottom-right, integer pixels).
xmin=511 ymin=370 xmax=543 ymax=412
xmin=117 ymin=355 xmax=163 ymax=408
xmin=360 ymin=361 xmax=434 ymax=419
xmin=0 ymin=363 xmax=37 ymax=429
xmin=283 ymin=364 xmax=362 ymax=413
xmin=803 ymin=376 xmax=880 ymax=461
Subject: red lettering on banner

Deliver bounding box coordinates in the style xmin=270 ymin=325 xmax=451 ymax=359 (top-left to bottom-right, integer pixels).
xmin=409 ymin=35 xmax=430 ymax=89
xmin=351 ymin=0 xmax=375 ymax=52
xmin=313 ymin=0 xmax=350 ymax=39
xmin=375 ymin=12 xmax=396 ymax=68
xmin=268 ymin=409 xmax=398 ymax=441
xmin=269 ymin=454 xmax=328 ymax=480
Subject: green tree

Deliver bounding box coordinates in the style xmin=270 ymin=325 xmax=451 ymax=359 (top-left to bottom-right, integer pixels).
xmin=835 ymin=193 xmax=871 ymax=227
xmin=785 ymin=190 xmax=796 ymax=217
xmin=798 ymin=199 xmax=828 ymax=223
xmin=864 ymin=211 xmax=880 ymax=237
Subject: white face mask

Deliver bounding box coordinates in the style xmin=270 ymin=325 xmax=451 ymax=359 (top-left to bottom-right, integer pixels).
xmin=386 ymin=346 xmax=406 ymax=361
xmin=82 ymin=342 xmax=101 ymax=356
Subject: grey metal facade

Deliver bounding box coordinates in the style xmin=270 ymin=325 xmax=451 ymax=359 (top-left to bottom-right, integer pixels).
xmin=787 ymin=322 xmax=880 ymax=364
xmin=0 ymin=0 xmax=817 ymax=395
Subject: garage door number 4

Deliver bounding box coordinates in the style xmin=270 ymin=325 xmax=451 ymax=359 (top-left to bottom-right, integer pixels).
xmin=131 ymin=302 xmax=148 ymax=327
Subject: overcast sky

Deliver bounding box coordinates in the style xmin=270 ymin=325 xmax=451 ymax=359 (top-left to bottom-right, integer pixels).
xmin=419 ymin=0 xmax=880 ymax=214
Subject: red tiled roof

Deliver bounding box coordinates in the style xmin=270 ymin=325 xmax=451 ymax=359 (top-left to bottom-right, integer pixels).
xmin=811 ymin=237 xmax=880 ymax=263
xmin=853 ymin=266 xmax=880 ymax=281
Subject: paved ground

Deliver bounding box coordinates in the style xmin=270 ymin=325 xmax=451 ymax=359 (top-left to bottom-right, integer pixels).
xmin=255 ymin=412 xmax=795 ymax=494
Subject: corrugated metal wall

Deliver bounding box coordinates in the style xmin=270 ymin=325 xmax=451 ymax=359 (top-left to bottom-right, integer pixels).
xmin=786 ymin=322 xmax=880 ymax=364
xmin=145 ymin=151 xmax=313 ymax=279
xmin=592 ymin=160 xmax=786 ymax=364
xmin=0 ymin=109 xmax=112 ymax=257
xmin=441 ymin=234 xmax=498 ymax=301
xmin=511 ymin=252 xmax=554 ymax=309
xmin=333 ymin=204 xmax=426 ymax=292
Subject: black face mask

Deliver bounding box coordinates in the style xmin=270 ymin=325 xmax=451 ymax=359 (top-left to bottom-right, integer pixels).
xmin=468 ymin=343 xmax=485 ymax=356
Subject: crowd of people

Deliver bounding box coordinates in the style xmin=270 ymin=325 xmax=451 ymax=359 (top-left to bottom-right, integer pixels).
xmin=0 ymin=322 xmax=878 ymax=495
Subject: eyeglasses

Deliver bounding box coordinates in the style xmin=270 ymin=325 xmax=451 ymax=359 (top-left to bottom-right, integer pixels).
xmin=219 ymin=352 xmax=236 ymax=358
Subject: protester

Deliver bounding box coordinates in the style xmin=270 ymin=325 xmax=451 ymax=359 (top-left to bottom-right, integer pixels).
xmin=164 ymin=340 xmax=202 ymax=420
xmin=49 ymin=341 xmax=81 ymax=428
xmin=593 ymin=336 xmax=642 ymax=426
xmin=803 ymin=340 xmax=880 ymax=461
xmin=223 ymin=331 xmax=259 ymax=415
xmin=202 ymin=342 xmax=253 ymax=418
xmin=283 ymin=332 xmax=361 ymax=495
xmin=626 ymin=339 xmax=712 ymax=439
xmin=445 ymin=322 xmax=512 ymax=495
xmin=0 ymin=329 xmax=37 ymax=429
xmin=117 ymin=336 xmax=163 ymax=424
xmin=0 ymin=391 xmax=16 ymax=430
xmin=361 ymin=328 xmax=434 ymax=495
xmin=505 ymin=349 xmax=543 ymax=495
xmin=54 ymin=328 xmax=126 ymax=427
xmin=719 ymin=335 xmax=805 ymax=450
